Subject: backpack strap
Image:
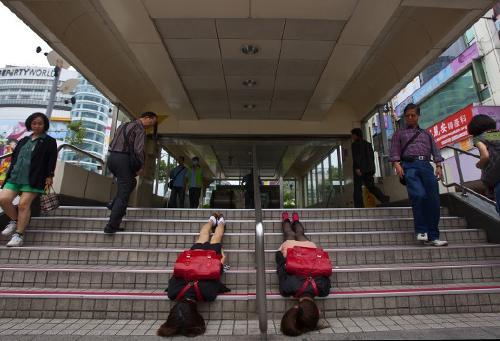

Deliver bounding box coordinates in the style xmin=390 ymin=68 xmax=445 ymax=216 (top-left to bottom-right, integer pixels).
xmin=294 ymin=277 xmax=318 ymax=298
xmin=175 ymin=281 xmax=204 ymax=302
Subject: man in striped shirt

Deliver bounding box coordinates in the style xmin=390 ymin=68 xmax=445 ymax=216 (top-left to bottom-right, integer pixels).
xmin=389 ymin=103 xmax=448 ymax=247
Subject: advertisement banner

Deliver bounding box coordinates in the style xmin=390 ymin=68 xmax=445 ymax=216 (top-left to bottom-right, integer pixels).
xmin=427 ymin=104 xmax=473 ymax=149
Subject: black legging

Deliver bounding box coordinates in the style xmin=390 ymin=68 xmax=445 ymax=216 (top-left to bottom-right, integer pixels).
xmin=282 ymin=220 xmax=309 ymax=242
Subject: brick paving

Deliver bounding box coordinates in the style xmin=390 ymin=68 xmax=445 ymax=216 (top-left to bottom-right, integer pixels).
xmin=0 ymin=313 xmax=499 ymax=338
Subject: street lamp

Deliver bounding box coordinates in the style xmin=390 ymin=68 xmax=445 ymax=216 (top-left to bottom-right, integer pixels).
xmin=35 ymin=47 xmax=73 ymax=119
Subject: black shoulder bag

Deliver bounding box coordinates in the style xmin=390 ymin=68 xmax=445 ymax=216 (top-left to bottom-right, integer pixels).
xmin=121 ymin=123 xmax=142 ymax=173
xmin=168 ymin=166 xmax=185 ymax=189
xmin=398 ymin=129 xmax=422 ymax=186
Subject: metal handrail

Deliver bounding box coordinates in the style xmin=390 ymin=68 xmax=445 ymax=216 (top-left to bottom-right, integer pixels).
xmin=0 ymin=143 xmax=104 ymax=166
xmin=441 ymin=146 xmax=496 ymax=206
xmin=252 ymin=145 xmax=267 ymax=334
xmin=57 ymin=143 xmax=105 ymax=166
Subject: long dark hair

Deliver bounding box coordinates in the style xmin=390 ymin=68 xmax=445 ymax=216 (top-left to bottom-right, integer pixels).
xmin=280 ymin=299 xmax=320 ymax=336
xmin=157 ymin=299 xmax=206 ymax=337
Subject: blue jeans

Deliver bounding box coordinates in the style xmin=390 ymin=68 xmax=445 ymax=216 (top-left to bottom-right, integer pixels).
xmin=402 ymin=160 xmax=441 ymax=241
xmin=495 ymin=182 xmax=500 ymax=215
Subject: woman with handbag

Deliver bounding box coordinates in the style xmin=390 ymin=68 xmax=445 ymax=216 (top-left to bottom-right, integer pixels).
xmin=157 ymin=212 xmax=230 ymax=337
xmin=277 ymin=211 xmax=332 ymax=336
xmin=0 ymin=112 xmax=57 ymax=247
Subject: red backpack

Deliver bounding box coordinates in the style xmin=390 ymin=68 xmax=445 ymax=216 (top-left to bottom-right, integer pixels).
xmin=286 ymin=246 xmax=333 ymax=277
xmin=173 ymin=249 xmax=222 ymax=281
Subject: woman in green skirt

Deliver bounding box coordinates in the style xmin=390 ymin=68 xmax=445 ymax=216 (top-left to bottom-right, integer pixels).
xmin=0 ymin=112 xmax=57 ymax=247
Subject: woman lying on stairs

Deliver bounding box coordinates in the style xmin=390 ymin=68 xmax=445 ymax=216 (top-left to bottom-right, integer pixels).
xmin=157 ymin=213 xmax=229 ymax=338
xmin=277 ymin=211 xmax=332 ymax=336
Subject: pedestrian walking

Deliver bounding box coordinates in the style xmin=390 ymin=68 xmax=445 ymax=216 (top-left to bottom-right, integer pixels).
xmin=104 ymin=111 xmax=157 ymax=234
xmin=0 ymin=112 xmax=57 ymax=247
xmin=351 ymin=128 xmax=390 ymax=207
xmin=168 ymin=156 xmax=187 ymax=208
xmin=186 ymin=156 xmax=204 ymax=208
xmin=389 ymin=103 xmax=448 ymax=246
xmin=467 ymin=114 xmax=500 ymax=215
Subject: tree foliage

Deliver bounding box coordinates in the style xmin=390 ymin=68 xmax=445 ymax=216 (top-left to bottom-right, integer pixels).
xmin=66 ymin=120 xmax=86 ymax=146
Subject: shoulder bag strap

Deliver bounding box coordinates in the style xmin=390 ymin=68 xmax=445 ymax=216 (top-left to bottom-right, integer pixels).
xmin=171 ymin=166 xmax=185 ymax=181
xmin=294 ymin=277 xmax=318 ymax=298
xmin=193 ymin=281 xmax=204 ymax=302
xmin=400 ymin=129 xmax=422 ymax=158
xmin=174 ymin=281 xmax=192 ymax=301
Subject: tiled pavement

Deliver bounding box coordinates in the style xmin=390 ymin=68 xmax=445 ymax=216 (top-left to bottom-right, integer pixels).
xmin=1 ymin=313 xmax=500 ymax=339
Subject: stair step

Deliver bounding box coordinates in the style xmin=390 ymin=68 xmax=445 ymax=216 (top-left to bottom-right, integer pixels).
xmin=45 ymin=206 xmax=449 ymax=219
xmin=0 ymin=244 xmax=499 ymax=267
xmin=19 ymin=228 xmax=486 ymax=248
xmin=0 ymin=261 xmax=499 ymax=290
xmin=29 ymin=216 xmax=467 ymax=232
xmin=0 ymin=282 xmax=497 ymax=319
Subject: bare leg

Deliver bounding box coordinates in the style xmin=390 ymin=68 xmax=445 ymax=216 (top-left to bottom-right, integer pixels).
xmin=282 ymin=220 xmax=296 ymax=242
xmin=195 ymin=222 xmax=212 ymax=244
xmin=0 ymin=189 xmax=19 ymax=221
xmin=16 ymin=192 xmax=38 ymax=234
xmin=292 ymin=221 xmax=309 ymax=242
xmin=210 ymin=223 xmax=225 ymax=244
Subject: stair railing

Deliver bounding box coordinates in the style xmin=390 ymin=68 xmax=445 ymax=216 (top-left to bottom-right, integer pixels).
xmin=252 ymin=145 xmax=267 ymax=334
xmin=0 ymin=143 xmax=104 ymax=167
xmin=441 ymin=146 xmax=496 ymax=206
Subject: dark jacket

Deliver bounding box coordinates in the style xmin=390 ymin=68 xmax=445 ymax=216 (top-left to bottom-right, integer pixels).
xmin=351 ymin=139 xmax=376 ymax=174
xmin=3 ymin=134 xmax=58 ymax=190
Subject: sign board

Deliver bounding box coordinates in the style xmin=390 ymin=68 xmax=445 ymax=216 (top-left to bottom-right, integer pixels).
xmin=427 ymin=104 xmax=473 ymax=149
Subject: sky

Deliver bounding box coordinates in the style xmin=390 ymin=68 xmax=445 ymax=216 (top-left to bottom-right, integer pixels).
xmin=0 ymin=3 xmax=52 ymax=68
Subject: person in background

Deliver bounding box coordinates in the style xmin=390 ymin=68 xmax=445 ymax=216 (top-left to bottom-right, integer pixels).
xmin=0 ymin=139 xmax=17 ymax=186
xmin=351 ymin=128 xmax=390 ymax=207
xmin=105 ymin=111 xmax=157 ymax=233
xmin=186 ymin=156 xmax=204 ymax=208
xmin=0 ymin=113 xmax=57 ymax=247
xmin=467 ymin=114 xmax=500 ymax=215
xmin=157 ymin=213 xmax=229 ymax=337
xmin=242 ymin=169 xmax=262 ymax=209
xmin=168 ymin=156 xmax=187 ymax=208
xmin=389 ymin=103 xmax=447 ymax=246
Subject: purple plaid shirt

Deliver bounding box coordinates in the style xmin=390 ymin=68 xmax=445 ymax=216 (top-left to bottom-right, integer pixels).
xmin=389 ymin=127 xmax=444 ymax=163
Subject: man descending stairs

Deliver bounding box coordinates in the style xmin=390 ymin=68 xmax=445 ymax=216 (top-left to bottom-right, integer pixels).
xmin=0 ymin=206 xmax=498 ymax=337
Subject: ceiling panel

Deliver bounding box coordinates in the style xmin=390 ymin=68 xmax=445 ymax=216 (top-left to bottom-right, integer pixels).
xmin=155 ymin=19 xmax=216 ymax=38
xmin=165 ymin=39 xmax=220 ymax=59
xmin=280 ymin=40 xmax=335 ymax=60
xmin=273 ymin=89 xmax=313 ymax=101
xmin=173 ymin=59 xmax=223 ymax=76
xmin=230 ymin=111 xmax=271 ymax=120
xmin=276 ymin=76 xmax=319 ymax=90
xmin=188 ymin=89 xmax=228 ymax=100
xmin=220 ymin=39 xmax=281 ymax=59
xmin=143 ymin=0 xmax=250 ymax=18
xmin=228 ymin=89 xmax=274 ymax=101
xmin=222 ymin=59 xmax=277 ymax=76
xmin=284 ymin=19 xmax=345 ymax=40
xmin=271 ymin=100 xmax=308 ymax=112
xmin=226 ymin=76 xmax=275 ymax=90
xmin=216 ymin=19 xmax=285 ymax=39
xmin=251 ymin=0 xmax=358 ymax=20
xmin=192 ymin=99 xmax=229 ymax=111
xmin=277 ymin=60 xmax=326 ymax=77
xmin=230 ymin=100 xmax=271 ymax=112
xmin=182 ymin=76 xmax=226 ymax=89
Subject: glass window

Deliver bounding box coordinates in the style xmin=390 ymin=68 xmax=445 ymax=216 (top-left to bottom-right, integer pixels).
xmin=419 ymin=70 xmax=479 ymax=128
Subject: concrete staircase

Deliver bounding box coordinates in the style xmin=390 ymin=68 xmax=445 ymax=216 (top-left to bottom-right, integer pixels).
xmin=0 ymin=206 xmax=499 ymax=323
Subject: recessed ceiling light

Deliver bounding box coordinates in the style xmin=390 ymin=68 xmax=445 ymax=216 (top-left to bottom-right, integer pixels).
xmin=243 ymin=104 xmax=257 ymax=110
xmin=241 ymin=44 xmax=259 ymax=55
xmin=242 ymin=79 xmax=257 ymax=87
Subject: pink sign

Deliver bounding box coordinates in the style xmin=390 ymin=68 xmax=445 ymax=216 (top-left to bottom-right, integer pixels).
xmin=427 ymin=104 xmax=473 ymax=149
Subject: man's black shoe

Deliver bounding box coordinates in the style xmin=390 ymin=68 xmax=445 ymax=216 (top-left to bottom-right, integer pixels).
xmin=104 ymin=225 xmax=125 ymax=234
